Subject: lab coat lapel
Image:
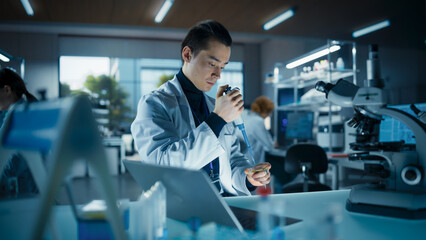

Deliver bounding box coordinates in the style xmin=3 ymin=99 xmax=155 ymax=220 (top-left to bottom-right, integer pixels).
xmin=169 ymin=77 xmax=197 ymax=130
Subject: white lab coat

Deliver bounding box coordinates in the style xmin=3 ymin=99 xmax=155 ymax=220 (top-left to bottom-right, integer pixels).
xmin=238 ymin=110 xmax=275 ymax=164
xmin=131 ymin=76 xmax=253 ymax=196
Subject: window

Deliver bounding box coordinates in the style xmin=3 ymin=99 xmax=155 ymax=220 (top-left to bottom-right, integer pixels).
xmin=60 ymin=56 xmax=110 ymax=96
xmin=139 ymin=58 xmax=181 ymax=97
xmin=60 ymin=56 xmax=244 ymax=133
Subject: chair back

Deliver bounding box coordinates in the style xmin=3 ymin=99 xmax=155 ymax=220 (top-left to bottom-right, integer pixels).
xmin=282 ymin=143 xmax=331 ymax=193
xmin=285 ymin=144 xmax=328 ymax=174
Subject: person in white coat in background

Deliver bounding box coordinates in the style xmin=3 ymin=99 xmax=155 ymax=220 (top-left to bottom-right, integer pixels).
xmin=131 ymin=20 xmax=271 ymax=196
xmin=238 ymin=96 xmax=277 ymax=165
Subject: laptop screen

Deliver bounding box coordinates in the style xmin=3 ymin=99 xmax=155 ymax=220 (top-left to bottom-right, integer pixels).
xmin=123 ymin=160 xmax=302 ymax=232
xmin=123 ymin=160 xmax=245 ymax=232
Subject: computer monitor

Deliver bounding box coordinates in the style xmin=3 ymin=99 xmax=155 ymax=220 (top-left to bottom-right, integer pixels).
xmin=0 ymin=96 xmax=126 ymax=239
xmin=276 ymin=110 xmax=288 ymax=147
xmin=285 ymin=111 xmax=314 ymax=140
xmin=277 ymin=88 xmax=302 ymax=106
xmin=277 ymin=111 xmax=314 ymax=147
xmin=379 ymin=103 xmax=426 ymax=144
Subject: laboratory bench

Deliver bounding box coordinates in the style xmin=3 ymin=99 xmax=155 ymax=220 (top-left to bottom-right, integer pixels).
xmin=1 ymin=189 xmax=425 ymax=239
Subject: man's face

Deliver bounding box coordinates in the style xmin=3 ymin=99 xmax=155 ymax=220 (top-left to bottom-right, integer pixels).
xmin=0 ymin=85 xmax=13 ymax=111
xmin=182 ymin=39 xmax=230 ymax=92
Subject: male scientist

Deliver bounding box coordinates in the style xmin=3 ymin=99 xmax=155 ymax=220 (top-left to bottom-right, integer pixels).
xmin=131 ymin=20 xmax=271 ymax=196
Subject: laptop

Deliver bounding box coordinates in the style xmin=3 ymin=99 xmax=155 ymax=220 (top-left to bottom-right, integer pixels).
xmin=123 ymin=160 xmax=301 ymax=233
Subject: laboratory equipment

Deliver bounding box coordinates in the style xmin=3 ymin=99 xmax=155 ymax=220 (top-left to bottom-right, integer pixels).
xmin=271 ymin=40 xmax=357 ymax=156
xmin=411 ymin=104 xmax=426 ymax=124
xmin=224 ymin=86 xmax=255 ymax=166
xmin=379 ymin=103 xmax=426 ymax=144
xmin=317 ymin=115 xmax=345 ymax=152
xmin=77 ymin=199 xmax=130 ymax=240
xmin=130 ymin=181 xmax=167 ymax=240
xmin=256 ymin=186 xmax=273 ymax=239
xmin=124 ymin=160 xmax=302 ymax=233
xmin=0 ymin=96 xmax=127 ymax=239
xmin=315 ymin=44 xmax=426 ymax=219
xmin=123 ymin=160 xmax=245 ymax=232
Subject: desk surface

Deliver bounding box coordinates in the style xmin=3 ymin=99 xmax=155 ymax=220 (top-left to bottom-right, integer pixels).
xmin=225 ymin=189 xmax=426 ymax=240
xmin=102 ymin=137 xmax=122 ymax=146
xmin=0 ymin=198 xmax=189 ymax=240
xmin=2 ymin=190 xmax=426 ymax=240
xmin=266 ymin=148 xmax=286 ymax=157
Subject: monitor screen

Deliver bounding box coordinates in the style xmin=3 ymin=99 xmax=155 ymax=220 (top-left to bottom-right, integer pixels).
xmin=277 ymin=88 xmax=303 ymax=106
xmin=277 ymin=111 xmax=314 ymax=146
xmin=277 ymin=111 xmax=288 ymax=147
xmin=285 ymin=111 xmax=314 ymax=140
xmin=379 ymin=103 xmax=426 ymax=144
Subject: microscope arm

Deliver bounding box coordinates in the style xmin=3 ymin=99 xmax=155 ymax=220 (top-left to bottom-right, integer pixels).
xmin=372 ymin=107 xmax=426 ymax=168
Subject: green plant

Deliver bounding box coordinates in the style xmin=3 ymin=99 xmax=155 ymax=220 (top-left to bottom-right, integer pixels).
xmin=157 ymin=74 xmax=174 ymax=88
xmin=84 ymin=74 xmax=131 ymax=131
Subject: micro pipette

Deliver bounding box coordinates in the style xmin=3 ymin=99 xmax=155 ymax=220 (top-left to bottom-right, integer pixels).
xmin=224 ymin=86 xmax=256 ymax=166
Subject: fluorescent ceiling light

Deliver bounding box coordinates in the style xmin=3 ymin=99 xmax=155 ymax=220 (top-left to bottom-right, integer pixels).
xmin=20 ymin=0 xmax=34 ymax=16
xmin=0 ymin=53 xmax=11 ymax=62
xmin=263 ymin=9 xmax=295 ymax=31
xmin=286 ymin=45 xmax=341 ymax=69
xmin=352 ymin=20 xmax=390 ymax=38
xmin=155 ymin=0 xmax=174 ymax=23
xmin=0 ymin=50 xmax=12 ymax=62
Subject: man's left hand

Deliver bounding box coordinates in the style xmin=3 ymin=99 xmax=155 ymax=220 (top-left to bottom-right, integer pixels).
xmin=245 ymin=162 xmax=271 ymax=187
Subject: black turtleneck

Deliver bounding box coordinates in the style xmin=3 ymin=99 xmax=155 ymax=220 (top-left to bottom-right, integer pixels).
xmin=176 ymin=69 xmax=226 ymax=136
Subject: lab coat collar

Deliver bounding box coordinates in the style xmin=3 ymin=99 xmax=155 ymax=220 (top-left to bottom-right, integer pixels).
xmin=165 ymin=75 xmax=216 ymax=130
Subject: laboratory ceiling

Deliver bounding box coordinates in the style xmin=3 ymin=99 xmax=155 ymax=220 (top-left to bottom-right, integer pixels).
xmin=0 ymin=0 xmax=424 ymax=48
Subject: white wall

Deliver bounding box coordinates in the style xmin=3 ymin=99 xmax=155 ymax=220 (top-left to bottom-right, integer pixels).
xmin=59 ymin=36 xmax=182 ymax=59
xmin=0 ymin=32 xmax=59 ymax=99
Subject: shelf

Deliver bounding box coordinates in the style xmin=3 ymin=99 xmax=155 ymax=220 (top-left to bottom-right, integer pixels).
xmin=272 ymin=40 xmax=356 ymax=151
xmin=275 ymin=69 xmax=356 ymax=88
xmin=276 ymin=102 xmax=342 ymax=112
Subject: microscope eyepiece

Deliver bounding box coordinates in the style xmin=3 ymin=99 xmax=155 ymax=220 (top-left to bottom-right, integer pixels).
xmin=315 ymin=81 xmax=335 ymax=97
xmin=315 ymin=81 xmax=327 ymax=93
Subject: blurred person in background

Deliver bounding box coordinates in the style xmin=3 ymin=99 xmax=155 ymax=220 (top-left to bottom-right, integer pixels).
xmin=0 ymin=67 xmax=38 ymax=197
xmin=238 ymin=96 xmax=277 ymax=165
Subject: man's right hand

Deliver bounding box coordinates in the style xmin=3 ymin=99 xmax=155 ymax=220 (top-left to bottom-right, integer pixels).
xmin=213 ymin=85 xmax=244 ymax=123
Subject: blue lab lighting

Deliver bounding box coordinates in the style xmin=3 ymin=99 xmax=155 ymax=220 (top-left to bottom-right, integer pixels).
xmin=155 ymin=0 xmax=174 ymax=23
xmin=263 ymin=9 xmax=295 ymax=31
xmin=20 ymin=0 xmax=34 ymax=16
xmin=352 ymin=20 xmax=390 ymax=38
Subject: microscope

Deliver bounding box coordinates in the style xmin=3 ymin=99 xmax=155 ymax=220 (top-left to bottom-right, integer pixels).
xmin=315 ymin=44 xmax=426 ymax=219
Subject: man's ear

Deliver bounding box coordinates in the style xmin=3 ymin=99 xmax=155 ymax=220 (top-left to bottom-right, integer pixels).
xmin=182 ymin=46 xmax=192 ymax=63
xmin=3 ymin=85 xmax=12 ymax=95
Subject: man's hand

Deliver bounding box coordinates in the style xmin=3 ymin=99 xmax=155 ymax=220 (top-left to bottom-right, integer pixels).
xmin=213 ymin=85 xmax=244 ymax=122
xmin=245 ymin=162 xmax=271 ymax=187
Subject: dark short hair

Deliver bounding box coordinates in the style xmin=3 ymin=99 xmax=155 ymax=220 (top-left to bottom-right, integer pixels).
xmin=181 ymin=20 xmax=232 ymax=60
xmin=0 ymin=67 xmax=37 ymax=102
